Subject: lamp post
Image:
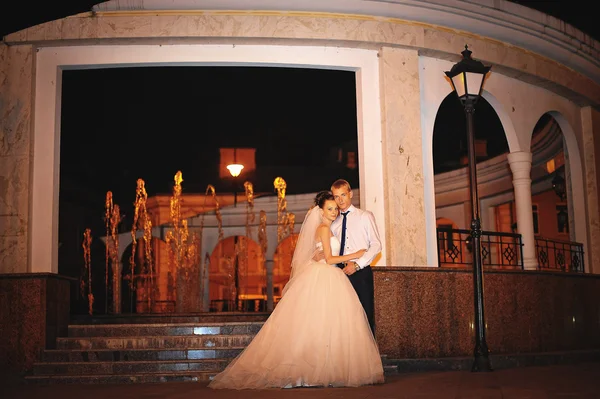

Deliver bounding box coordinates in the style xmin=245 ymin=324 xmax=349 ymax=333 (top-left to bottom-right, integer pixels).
xmin=226 ymin=149 xmax=244 ymax=310
xmin=445 ymin=45 xmax=492 ymax=372
xmin=227 ymin=154 xmax=244 ymax=208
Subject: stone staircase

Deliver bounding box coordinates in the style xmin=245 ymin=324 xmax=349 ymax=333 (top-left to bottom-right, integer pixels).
xmin=26 ymin=314 xmax=397 ymax=384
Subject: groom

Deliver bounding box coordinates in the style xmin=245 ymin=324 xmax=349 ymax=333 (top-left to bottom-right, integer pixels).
xmin=330 ymin=179 xmax=382 ymax=334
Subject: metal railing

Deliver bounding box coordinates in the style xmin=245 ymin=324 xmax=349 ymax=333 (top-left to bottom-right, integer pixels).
xmin=535 ymin=236 xmax=585 ymax=272
xmin=436 ymin=228 xmax=585 ymax=273
xmin=437 ymin=228 xmax=524 ymax=269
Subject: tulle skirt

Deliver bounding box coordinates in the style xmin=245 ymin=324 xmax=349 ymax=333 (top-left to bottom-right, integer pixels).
xmin=208 ymin=261 xmax=384 ymax=389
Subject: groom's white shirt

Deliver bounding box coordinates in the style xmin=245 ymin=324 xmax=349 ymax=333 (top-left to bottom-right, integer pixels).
xmin=331 ymin=204 xmax=382 ymax=269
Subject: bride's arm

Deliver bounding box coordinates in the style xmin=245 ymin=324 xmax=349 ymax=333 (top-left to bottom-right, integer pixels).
xmin=316 ymin=225 xmax=365 ymax=264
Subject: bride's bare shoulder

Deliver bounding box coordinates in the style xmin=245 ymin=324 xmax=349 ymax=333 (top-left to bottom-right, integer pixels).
xmin=315 ymin=224 xmax=330 ymax=236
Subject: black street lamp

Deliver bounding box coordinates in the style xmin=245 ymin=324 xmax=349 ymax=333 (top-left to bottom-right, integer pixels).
xmin=445 ymin=45 xmax=493 ymax=372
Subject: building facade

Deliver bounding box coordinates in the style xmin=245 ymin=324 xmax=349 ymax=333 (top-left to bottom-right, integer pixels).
xmin=1 ymin=0 xmax=600 ymax=371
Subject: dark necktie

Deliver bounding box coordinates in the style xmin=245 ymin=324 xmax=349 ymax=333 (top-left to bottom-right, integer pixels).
xmin=338 ymin=211 xmax=349 ymax=267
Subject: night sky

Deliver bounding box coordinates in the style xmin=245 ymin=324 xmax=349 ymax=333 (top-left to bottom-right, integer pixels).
xmin=1 ymin=1 xmax=597 ymax=275
xmin=58 ymin=66 xmax=359 ymax=205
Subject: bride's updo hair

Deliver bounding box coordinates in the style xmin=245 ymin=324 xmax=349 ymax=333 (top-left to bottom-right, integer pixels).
xmin=314 ymin=190 xmax=334 ymax=208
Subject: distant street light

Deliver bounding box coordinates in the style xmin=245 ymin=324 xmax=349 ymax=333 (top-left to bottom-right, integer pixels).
xmin=226 ymin=163 xmax=244 ymax=178
xmin=445 ymin=45 xmax=492 ymax=373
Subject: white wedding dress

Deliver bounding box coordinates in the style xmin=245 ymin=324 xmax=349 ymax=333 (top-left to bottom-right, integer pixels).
xmin=208 ymin=236 xmax=384 ymax=389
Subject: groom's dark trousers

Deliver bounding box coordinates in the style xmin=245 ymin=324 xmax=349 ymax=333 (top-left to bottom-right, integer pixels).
xmin=348 ymin=265 xmax=375 ymax=335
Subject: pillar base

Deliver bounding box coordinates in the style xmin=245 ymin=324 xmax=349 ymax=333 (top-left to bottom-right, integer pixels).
xmin=0 ymin=273 xmax=72 ymax=374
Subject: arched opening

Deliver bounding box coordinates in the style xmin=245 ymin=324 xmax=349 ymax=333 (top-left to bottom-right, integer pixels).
xmin=209 ymin=235 xmax=263 ymax=312
xmin=432 ymin=92 xmax=511 ymax=269
xmin=433 ymin=93 xmax=508 ymax=175
xmin=523 ymin=113 xmax=585 ymax=272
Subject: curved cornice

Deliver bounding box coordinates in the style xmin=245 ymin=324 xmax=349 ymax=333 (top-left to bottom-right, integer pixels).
xmin=88 ymin=0 xmax=600 ymax=85
xmin=3 ymin=1 xmax=599 ymax=105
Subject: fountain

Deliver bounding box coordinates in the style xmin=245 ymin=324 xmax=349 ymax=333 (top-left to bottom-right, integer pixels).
xmin=108 ymin=201 xmax=122 ymax=314
xmin=104 ymin=192 xmax=112 ymax=312
xmin=80 ymin=171 xmax=303 ymax=315
xmin=130 ymin=178 xmax=155 ymax=313
xmin=274 ymin=177 xmax=288 ymax=243
xmin=198 ymin=184 xmax=225 ymax=311
xmin=81 ymin=228 xmax=93 ymax=315
xmin=164 ymin=171 xmax=203 ymax=312
xmin=258 ymin=210 xmax=269 ymax=310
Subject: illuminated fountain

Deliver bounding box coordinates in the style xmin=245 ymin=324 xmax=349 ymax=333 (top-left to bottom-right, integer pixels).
xmin=274 ymin=177 xmax=288 ymax=243
xmin=81 ymin=228 xmax=93 ymax=315
xmin=198 ymin=184 xmax=224 ymax=311
xmin=83 ymin=171 xmax=305 ymax=315
xmin=104 ymin=192 xmax=112 ymax=312
xmin=129 ymin=178 xmax=155 ymax=313
xmin=258 ymin=210 xmax=269 ymax=310
xmin=107 ymin=198 xmax=122 ymax=314
xmin=165 ymin=171 xmax=203 ymax=312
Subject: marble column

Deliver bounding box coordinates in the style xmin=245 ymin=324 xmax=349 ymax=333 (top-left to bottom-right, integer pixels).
xmin=581 ymin=106 xmax=600 ymax=274
xmin=0 ymin=44 xmax=34 ymax=274
xmin=507 ymin=151 xmax=538 ymax=270
xmin=378 ymin=46 xmax=427 ymax=266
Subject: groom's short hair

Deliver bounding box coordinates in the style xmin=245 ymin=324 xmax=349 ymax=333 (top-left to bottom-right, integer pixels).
xmin=331 ymin=179 xmax=351 ymax=191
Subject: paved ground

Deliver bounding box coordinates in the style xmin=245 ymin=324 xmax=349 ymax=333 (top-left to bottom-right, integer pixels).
xmin=5 ymin=362 xmax=600 ymax=399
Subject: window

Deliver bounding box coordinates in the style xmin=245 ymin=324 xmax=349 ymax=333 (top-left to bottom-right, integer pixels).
xmin=532 ymin=204 xmax=539 ymax=235
xmin=438 ymin=224 xmax=454 ymax=250
xmin=347 ymin=151 xmax=357 ymax=169
xmin=556 ymin=204 xmax=569 ymax=234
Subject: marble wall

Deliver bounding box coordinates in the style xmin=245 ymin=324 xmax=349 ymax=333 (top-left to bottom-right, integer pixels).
xmin=374 ymin=267 xmax=600 ymax=359
xmin=0 ymin=44 xmax=34 ymax=274
xmin=0 ymin=274 xmax=72 ymax=374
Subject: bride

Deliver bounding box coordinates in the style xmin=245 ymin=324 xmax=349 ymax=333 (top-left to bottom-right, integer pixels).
xmin=208 ymin=191 xmax=384 ymax=389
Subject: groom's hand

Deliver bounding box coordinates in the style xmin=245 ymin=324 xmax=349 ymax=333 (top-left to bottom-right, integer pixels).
xmin=343 ymin=261 xmax=358 ymax=275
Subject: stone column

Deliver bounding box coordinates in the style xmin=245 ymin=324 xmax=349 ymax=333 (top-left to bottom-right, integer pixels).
xmin=581 ymin=106 xmax=600 ymax=274
xmin=507 ymin=151 xmax=538 ymax=270
xmin=378 ymin=46 xmax=427 ymax=266
xmin=0 ymin=44 xmax=34 ymax=274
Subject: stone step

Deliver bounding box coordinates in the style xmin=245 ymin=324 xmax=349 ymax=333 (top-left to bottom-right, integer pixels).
xmin=56 ymin=334 xmax=254 ymax=350
xmin=32 ymin=358 xmax=230 ymax=376
xmin=67 ymin=322 xmax=263 ymax=337
xmin=29 ymin=362 xmax=398 ymax=384
xmin=69 ymin=313 xmax=269 ymax=325
xmin=25 ymin=371 xmax=216 ymax=384
xmin=42 ymin=347 xmax=244 ymax=362
xmin=383 ymin=364 xmax=399 ymax=375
